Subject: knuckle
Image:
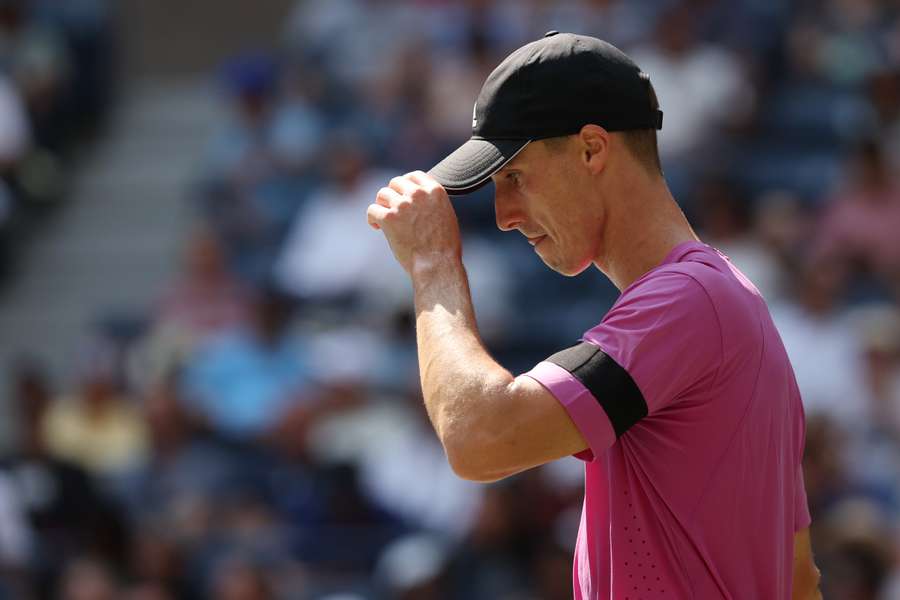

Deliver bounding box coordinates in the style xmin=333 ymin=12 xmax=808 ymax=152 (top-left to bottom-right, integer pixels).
xmin=376 ymin=187 xmax=394 ymax=203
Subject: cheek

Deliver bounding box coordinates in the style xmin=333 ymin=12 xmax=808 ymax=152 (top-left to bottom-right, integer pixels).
xmin=554 ymin=211 xmax=600 ymax=269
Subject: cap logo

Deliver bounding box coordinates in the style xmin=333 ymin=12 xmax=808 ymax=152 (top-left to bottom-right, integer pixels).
xmin=472 ymin=102 xmax=478 ymax=128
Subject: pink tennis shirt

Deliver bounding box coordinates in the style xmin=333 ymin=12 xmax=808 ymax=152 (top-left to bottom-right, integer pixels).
xmin=525 ymin=241 xmax=810 ymax=599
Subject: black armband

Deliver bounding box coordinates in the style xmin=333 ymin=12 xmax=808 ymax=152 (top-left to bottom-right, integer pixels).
xmin=546 ymin=342 xmax=647 ymax=437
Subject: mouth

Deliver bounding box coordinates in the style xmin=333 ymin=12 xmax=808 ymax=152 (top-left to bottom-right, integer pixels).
xmin=527 ymin=235 xmax=547 ymax=246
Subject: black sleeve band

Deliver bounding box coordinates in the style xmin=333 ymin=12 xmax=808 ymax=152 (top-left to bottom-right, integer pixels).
xmin=545 ymin=342 xmax=648 ymax=438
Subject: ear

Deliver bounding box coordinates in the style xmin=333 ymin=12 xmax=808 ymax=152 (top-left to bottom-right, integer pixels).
xmin=577 ymin=124 xmax=610 ymax=175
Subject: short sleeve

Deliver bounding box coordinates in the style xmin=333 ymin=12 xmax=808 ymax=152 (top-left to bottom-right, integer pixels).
xmin=524 ymin=360 xmax=616 ymax=461
xmin=525 ymin=269 xmax=723 ymax=461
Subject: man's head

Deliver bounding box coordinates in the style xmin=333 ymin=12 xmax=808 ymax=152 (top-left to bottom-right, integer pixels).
xmin=428 ymin=33 xmax=664 ymax=276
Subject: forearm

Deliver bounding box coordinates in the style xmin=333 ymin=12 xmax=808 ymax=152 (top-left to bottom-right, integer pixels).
xmin=411 ymin=255 xmax=512 ymax=452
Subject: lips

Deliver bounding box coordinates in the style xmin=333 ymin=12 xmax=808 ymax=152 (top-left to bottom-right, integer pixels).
xmin=527 ymin=235 xmax=547 ymax=246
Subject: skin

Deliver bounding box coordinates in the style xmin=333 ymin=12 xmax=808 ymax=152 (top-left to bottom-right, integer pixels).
xmin=367 ymin=124 xmax=820 ymax=597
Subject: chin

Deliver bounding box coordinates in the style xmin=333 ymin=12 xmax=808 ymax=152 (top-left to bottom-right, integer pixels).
xmin=541 ymin=254 xmax=591 ymax=277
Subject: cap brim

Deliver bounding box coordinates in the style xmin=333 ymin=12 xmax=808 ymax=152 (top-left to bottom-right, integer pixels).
xmin=428 ymin=138 xmax=530 ymax=196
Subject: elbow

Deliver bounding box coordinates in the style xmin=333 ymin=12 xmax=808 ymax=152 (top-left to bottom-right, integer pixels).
xmin=433 ymin=377 xmax=520 ymax=482
xmin=442 ymin=428 xmax=512 ymax=483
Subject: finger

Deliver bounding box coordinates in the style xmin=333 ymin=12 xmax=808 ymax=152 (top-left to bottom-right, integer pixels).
xmin=376 ymin=186 xmax=404 ymax=208
xmin=407 ymin=170 xmax=443 ymax=193
xmin=388 ymin=174 xmax=419 ymax=195
xmin=367 ymin=203 xmax=390 ymax=230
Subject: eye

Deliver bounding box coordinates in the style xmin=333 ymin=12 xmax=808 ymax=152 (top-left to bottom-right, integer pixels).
xmin=506 ymin=171 xmax=521 ymax=186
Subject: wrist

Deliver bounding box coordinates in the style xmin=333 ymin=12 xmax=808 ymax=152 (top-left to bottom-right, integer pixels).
xmin=410 ymin=251 xmax=464 ymax=280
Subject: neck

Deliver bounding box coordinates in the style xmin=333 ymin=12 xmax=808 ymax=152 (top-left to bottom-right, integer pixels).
xmin=594 ymin=178 xmax=699 ymax=291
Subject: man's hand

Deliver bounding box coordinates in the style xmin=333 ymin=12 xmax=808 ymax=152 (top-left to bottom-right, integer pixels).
xmin=367 ymin=171 xmax=462 ymax=274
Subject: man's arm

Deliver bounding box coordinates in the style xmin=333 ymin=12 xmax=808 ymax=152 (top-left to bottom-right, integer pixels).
xmin=792 ymin=527 xmax=822 ymax=600
xmin=412 ymin=256 xmax=587 ymax=481
xmin=367 ymin=171 xmax=587 ymax=481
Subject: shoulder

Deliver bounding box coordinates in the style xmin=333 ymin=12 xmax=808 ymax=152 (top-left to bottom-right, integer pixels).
xmin=633 ymin=252 xmax=762 ymax=318
xmin=588 ymin=268 xmax=720 ymax=356
xmin=612 ymin=264 xmax=719 ymax=323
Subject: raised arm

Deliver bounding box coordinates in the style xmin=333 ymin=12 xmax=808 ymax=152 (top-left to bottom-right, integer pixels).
xmin=367 ymin=171 xmax=587 ymax=481
xmin=412 ymin=253 xmax=587 ymax=480
xmin=792 ymin=527 xmax=822 ymax=600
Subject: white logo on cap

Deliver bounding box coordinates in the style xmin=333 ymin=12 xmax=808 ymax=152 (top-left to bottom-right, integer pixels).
xmin=472 ymin=102 xmax=477 ymax=128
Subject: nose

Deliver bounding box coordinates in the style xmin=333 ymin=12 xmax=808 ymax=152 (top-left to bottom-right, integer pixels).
xmin=494 ymin=186 xmax=524 ymax=232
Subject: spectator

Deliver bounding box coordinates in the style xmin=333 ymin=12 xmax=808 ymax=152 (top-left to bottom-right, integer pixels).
xmin=132 ymin=227 xmax=253 ymax=390
xmin=842 ymin=305 xmax=900 ymax=508
xmin=694 ymin=177 xmax=784 ymax=300
xmin=42 ymin=337 xmax=148 ymax=478
xmin=0 ymin=73 xmax=30 ymax=167
xmin=522 ymin=0 xmax=661 ymax=49
xmin=123 ymin=371 xmax=237 ymax=534
xmin=268 ymin=61 xmax=325 ymax=176
xmin=772 ymin=259 xmax=870 ymax=427
xmin=58 ymin=557 xmax=120 ymax=600
xmin=199 ymin=52 xmax=302 ymax=283
xmin=374 ymin=534 xmax=451 ymax=600
xmin=204 ymin=52 xmax=279 ymax=187
xmin=180 ymin=285 xmax=314 ymax=443
xmin=854 ymin=304 xmax=900 ymax=438
xmin=753 ymin=190 xmax=816 ymax=290
xmin=126 ymin=520 xmax=188 ymax=599
xmin=426 ymin=31 xmax=497 ymax=144
xmin=356 ymin=390 xmax=483 ymax=539
xmin=629 ymin=4 xmax=755 ymax=162
xmin=444 ymin=483 xmax=533 ymax=599
xmin=864 ymin=69 xmax=900 ymax=171
xmin=282 ymin=0 xmax=420 ymax=90
xmin=209 ymin=556 xmax=273 ymax=600
xmin=813 ymin=139 xmax=900 ymax=298
xmin=802 ymin=415 xmax=851 ymax=519
xmin=0 ymin=470 xmax=33 ymax=598
xmin=156 ymin=227 xmax=252 ymax=342
xmin=1 ymin=359 xmax=128 ymax=598
xmin=786 ymin=0 xmax=894 ymax=86
xmin=275 ymin=133 xmax=408 ymax=312
xmin=816 ymin=499 xmax=894 ymax=600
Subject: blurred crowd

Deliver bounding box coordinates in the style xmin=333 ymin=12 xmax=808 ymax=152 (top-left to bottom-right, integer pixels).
xmin=2 ymin=0 xmax=900 ymax=598
xmin=0 ymin=0 xmax=113 ymax=284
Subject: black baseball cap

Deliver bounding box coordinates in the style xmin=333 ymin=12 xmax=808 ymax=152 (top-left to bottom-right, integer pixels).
xmin=428 ymin=32 xmax=663 ymax=195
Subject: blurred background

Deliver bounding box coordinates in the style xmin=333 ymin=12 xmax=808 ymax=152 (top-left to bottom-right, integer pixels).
xmin=0 ymin=0 xmax=897 ymax=598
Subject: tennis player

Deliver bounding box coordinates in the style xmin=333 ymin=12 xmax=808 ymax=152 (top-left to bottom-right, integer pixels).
xmin=367 ymin=32 xmax=821 ymax=599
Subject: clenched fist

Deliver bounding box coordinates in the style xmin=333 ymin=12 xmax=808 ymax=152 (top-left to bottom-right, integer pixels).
xmin=367 ymin=171 xmax=462 ymax=274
